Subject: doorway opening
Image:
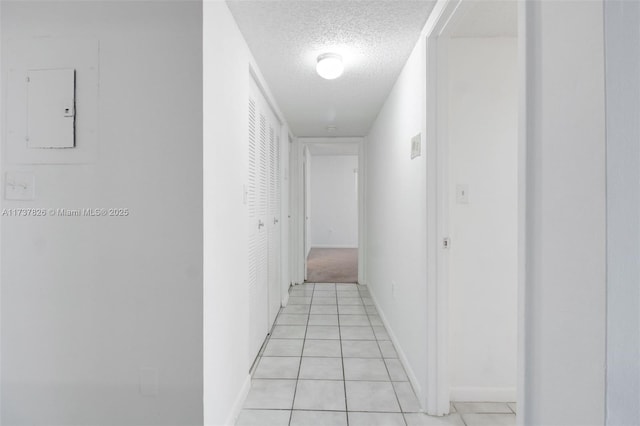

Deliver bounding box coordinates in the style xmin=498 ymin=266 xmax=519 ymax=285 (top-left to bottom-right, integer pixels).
xmin=426 ymin=0 xmax=520 ymax=418
xmin=302 ymin=141 xmax=360 ymax=283
xmin=306 ymin=248 xmax=358 ymax=283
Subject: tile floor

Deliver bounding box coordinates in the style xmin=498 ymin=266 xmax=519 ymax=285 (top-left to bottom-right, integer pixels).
xmin=236 ymin=283 xmax=516 ymax=426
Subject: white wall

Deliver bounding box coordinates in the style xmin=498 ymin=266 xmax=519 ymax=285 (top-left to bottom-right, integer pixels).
xmin=604 ymin=1 xmax=640 ymax=424
xmin=524 ymin=1 xmax=606 ymax=424
xmin=203 ymin=2 xmax=290 ymax=424
xmin=310 ymin=155 xmax=358 ymax=248
xmin=447 ymin=37 xmax=517 ymax=402
xmin=1 ymin=1 xmax=203 ymax=424
xmin=365 ymin=38 xmax=428 ymax=404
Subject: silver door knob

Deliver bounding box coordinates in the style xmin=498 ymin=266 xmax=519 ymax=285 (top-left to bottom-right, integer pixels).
xmin=274 ymin=218 xmax=279 ymax=225
xmin=258 ymin=220 xmax=264 ymax=229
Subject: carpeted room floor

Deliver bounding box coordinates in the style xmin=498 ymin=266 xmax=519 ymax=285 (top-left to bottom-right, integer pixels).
xmin=306 ymin=248 xmax=358 ymax=283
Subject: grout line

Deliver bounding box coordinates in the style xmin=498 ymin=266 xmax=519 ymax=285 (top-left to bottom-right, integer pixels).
xmin=253 ymin=376 xmax=404 ymax=382
xmin=360 ymin=286 xmax=408 ymax=426
xmin=288 ymin=283 xmax=313 ymax=426
xmin=243 ymin=286 xmax=514 ymax=426
xmin=247 ymin=285 xmax=509 ymax=425
xmin=460 ymin=411 xmax=468 ymax=426
xmin=250 ymin=304 xmax=281 ymax=374
xmin=245 ymin=407 xmax=413 ymax=414
xmin=335 ymin=283 xmax=350 ymax=426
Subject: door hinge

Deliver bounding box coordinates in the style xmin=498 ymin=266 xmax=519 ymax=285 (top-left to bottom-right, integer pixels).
xmin=442 ymin=237 xmax=451 ymax=249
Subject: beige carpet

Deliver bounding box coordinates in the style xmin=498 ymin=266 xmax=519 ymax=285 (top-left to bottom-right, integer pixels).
xmin=306 ymin=248 xmax=358 ymax=283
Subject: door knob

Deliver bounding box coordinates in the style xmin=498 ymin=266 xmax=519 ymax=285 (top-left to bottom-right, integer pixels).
xmin=274 ymin=218 xmax=279 ymax=225
xmin=258 ymin=220 xmax=264 ymax=229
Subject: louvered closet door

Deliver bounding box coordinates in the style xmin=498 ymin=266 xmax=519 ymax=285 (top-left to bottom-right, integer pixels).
xmin=267 ymin=129 xmax=281 ymax=325
xmin=248 ymin=77 xmax=282 ymax=359
xmin=248 ymin=80 xmax=268 ymax=359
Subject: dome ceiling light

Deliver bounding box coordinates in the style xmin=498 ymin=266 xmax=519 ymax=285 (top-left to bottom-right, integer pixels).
xmin=316 ymin=53 xmax=344 ymax=80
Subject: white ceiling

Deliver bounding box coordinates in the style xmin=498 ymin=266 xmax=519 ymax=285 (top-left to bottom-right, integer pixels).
xmin=226 ymin=0 xmax=437 ymax=137
xmin=307 ymin=142 xmax=360 ymax=156
xmin=450 ymin=1 xmax=518 ymax=38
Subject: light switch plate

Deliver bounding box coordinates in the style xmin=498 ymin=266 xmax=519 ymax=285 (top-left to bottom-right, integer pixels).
xmin=5 ymin=172 xmax=35 ymax=200
xmin=411 ymin=133 xmax=421 ymax=159
xmin=456 ymin=184 xmax=469 ymax=204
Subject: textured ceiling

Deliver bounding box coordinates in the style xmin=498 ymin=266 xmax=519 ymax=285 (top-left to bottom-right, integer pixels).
xmin=450 ymin=1 xmax=517 ymax=38
xmin=308 ymin=142 xmax=360 ymax=156
xmin=227 ymin=0 xmax=437 ymax=137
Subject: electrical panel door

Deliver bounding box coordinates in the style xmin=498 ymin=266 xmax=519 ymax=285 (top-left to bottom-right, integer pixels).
xmin=26 ymin=68 xmax=76 ymax=149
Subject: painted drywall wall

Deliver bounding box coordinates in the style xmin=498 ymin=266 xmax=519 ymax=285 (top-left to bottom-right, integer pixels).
xmin=604 ymin=1 xmax=640 ymax=424
xmin=447 ymin=37 xmax=517 ymax=402
xmin=204 ymin=2 xmax=291 ymax=424
xmin=203 ymin=2 xmax=252 ymax=424
xmin=365 ymin=38 xmax=428 ymax=403
xmin=309 ymin=155 xmax=358 ymax=248
xmin=524 ymin=1 xmax=606 ymax=424
xmin=1 ymin=1 xmax=203 ymax=425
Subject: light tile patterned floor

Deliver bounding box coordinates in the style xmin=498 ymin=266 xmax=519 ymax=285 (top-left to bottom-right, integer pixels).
xmin=236 ymin=283 xmax=516 ymax=426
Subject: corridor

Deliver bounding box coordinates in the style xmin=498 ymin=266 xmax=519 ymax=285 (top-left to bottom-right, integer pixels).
xmin=0 ymin=0 xmax=627 ymax=424
xmin=236 ymin=283 xmax=516 ymax=426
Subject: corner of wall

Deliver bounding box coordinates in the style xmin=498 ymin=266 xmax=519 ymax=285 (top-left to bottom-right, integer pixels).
xmin=223 ymin=374 xmax=252 ymax=426
xmin=366 ymin=285 xmax=425 ymax=410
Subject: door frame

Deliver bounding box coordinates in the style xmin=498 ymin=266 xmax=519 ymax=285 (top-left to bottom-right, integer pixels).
xmin=424 ymin=0 xmax=527 ymax=419
xmin=290 ymin=137 xmax=366 ymax=285
xmin=302 ymin=146 xmax=309 ymax=281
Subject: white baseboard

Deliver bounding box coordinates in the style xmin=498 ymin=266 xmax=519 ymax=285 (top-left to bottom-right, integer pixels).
xmin=450 ymin=386 xmax=516 ymax=402
xmin=224 ymin=374 xmax=251 ymax=426
xmin=364 ymin=284 xmax=425 ymax=412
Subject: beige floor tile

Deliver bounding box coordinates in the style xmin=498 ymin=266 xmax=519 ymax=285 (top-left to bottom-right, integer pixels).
xmin=290 ymin=410 xmax=347 ymax=426
xmin=293 ymin=380 xmax=346 ymax=411
xmin=236 ymin=409 xmax=290 ymax=426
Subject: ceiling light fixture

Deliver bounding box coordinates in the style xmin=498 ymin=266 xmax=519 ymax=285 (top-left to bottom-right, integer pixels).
xmin=316 ymin=53 xmax=344 ymax=80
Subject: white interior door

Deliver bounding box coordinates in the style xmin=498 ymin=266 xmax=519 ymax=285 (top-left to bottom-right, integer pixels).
xmin=248 ymin=94 xmax=268 ymax=358
xmin=249 ymin=77 xmax=281 ymax=359
xmin=268 ymin=127 xmax=281 ymax=325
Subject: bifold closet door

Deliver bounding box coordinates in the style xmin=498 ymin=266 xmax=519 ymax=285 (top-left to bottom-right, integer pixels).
xmin=268 ymin=128 xmax=281 ymax=325
xmin=248 ymin=77 xmax=282 ymax=359
xmin=248 ymin=93 xmax=268 ymax=359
